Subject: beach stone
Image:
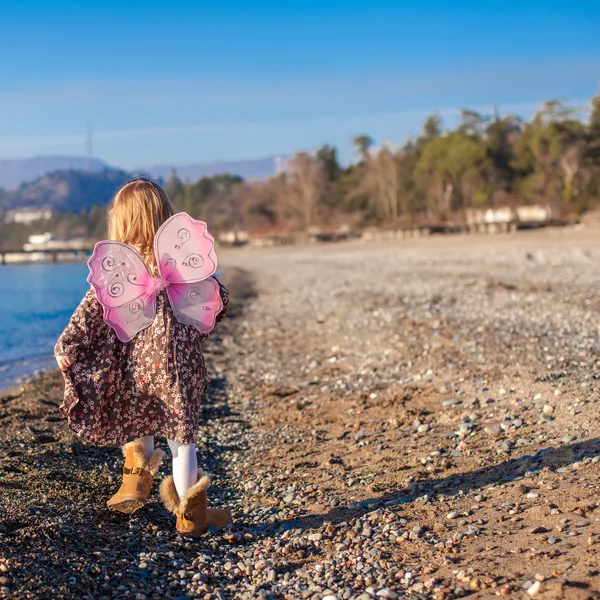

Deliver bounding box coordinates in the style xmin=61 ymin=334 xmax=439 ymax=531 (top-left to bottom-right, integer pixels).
xmin=530 ymin=526 xmax=547 ymax=534
xmin=443 ymin=399 xmax=461 ymax=407
xmin=527 ymin=581 xmax=542 ymax=596
xmin=485 ymin=424 xmax=502 ymax=436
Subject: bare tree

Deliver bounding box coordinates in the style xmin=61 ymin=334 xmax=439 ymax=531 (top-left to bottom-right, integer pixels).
xmin=370 ymin=146 xmax=400 ymax=221
xmin=351 ymin=144 xmax=402 ymax=222
xmin=285 ymin=152 xmax=325 ymax=228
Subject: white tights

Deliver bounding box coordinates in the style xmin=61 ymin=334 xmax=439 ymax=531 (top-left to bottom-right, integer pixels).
xmin=137 ymin=436 xmax=198 ymax=499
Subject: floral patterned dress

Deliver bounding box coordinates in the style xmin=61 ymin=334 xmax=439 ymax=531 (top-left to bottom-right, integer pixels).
xmin=54 ymin=281 xmax=228 ymax=447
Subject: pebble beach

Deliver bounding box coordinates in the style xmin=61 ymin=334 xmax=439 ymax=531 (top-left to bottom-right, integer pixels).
xmin=1 ymin=228 xmax=600 ymax=599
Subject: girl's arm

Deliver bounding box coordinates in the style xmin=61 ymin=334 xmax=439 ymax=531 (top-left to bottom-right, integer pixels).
xmin=54 ymin=289 xmax=105 ymax=363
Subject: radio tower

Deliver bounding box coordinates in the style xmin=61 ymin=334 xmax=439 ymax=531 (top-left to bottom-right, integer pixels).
xmin=86 ymin=119 xmax=93 ymax=171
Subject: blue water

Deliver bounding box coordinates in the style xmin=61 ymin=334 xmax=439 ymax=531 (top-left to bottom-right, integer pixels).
xmin=0 ymin=263 xmax=90 ymax=389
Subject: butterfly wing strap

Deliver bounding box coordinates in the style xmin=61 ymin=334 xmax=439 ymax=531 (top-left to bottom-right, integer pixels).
xmin=87 ymin=242 xmax=157 ymax=342
xmin=155 ymin=213 xmax=223 ymax=334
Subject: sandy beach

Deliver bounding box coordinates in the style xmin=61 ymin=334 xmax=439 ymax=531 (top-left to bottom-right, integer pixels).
xmin=2 ymin=228 xmax=600 ymax=599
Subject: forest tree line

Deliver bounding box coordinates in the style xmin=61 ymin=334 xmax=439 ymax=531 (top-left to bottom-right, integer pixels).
xmin=2 ymin=95 xmax=600 ymax=246
xmin=165 ymin=95 xmax=600 ymax=232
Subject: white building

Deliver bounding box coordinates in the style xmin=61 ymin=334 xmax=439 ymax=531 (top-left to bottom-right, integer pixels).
xmin=4 ymin=206 xmax=53 ymax=224
xmin=23 ymin=233 xmax=88 ymax=252
xmin=27 ymin=232 xmax=54 ymax=245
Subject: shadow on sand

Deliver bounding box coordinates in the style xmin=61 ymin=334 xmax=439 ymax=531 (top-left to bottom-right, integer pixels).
xmin=268 ymin=436 xmax=600 ymax=533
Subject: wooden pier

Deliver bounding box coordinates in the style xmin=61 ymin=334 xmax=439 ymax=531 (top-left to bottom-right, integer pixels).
xmin=0 ymin=247 xmax=94 ymax=265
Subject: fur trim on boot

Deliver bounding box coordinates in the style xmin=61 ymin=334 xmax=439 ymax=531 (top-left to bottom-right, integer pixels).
xmin=159 ymin=470 xmax=231 ymax=536
xmin=123 ymin=441 xmax=164 ymax=476
xmin=107 ymin=441 xmax=165 ymax=514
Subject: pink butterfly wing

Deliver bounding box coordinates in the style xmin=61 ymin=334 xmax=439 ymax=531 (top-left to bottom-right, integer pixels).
xmin=154 ymin=213 xmax=217 ymax=284
xmin=102 ymin=296 xmax=157 ymax=343
xmin=87 ymin=241 xmax=156 ymax=342
xmin=167 ymin=278 xmax=223 ymax=334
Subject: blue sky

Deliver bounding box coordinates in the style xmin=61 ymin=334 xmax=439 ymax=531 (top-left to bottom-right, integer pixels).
xmin=0 ymin=0 xmax=598 ymax=168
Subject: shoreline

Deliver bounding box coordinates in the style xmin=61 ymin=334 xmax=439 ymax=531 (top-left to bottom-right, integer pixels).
xmin=0 ymin=262 xmax=90 ymax=393
xmin=0 ymin=360 xmax=57 ymax=393
xmin=0 ymin=264 xmax=229 ymax=392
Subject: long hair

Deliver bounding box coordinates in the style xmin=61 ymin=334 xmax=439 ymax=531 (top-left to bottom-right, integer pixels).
xmin=107 ymin=178 xmax=175 ymax=272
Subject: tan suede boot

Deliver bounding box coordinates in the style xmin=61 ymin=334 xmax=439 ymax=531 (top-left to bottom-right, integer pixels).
xmin=160 ymin=471 xmax=232 ymax=536
xmin=107 ymin=441 xmax=165 ymax=514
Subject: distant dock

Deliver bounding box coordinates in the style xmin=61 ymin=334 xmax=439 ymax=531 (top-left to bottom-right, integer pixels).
xmin=0 ymin=247 xmax=94 ymax=265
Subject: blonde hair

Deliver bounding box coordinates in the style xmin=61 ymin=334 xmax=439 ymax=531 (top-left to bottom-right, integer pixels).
xmin=108 ymin=178 xmax=175 ymax=272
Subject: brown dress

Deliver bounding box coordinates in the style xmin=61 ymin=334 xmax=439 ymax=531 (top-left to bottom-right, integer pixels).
xmin=54 ymin=281 xmax=228 ymax=447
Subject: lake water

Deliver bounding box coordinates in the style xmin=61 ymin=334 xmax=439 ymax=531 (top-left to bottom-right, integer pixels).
xmin=0 ymin=263 xmax=90 ymax=389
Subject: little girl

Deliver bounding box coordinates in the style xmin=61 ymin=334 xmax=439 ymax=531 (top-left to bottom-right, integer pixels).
xmin=54 ymin=178 xmax=231 ymax=536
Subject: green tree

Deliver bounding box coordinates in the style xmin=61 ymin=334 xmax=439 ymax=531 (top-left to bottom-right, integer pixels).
xmin=316 ymin=145 xmax=341 ymax=182
xmin=87 ymin=205 xmax=107 ymax=239
xmin=485 ymin=112 xmax=521 ymax=192
xmin=512 ymin=100 xmax=582 ymax=204
xmin=416 ymin=132 xmax=489 ymax=216
xmin=586 ymin=94 xmax=600 ymax=164
xmin=420 ymin=114 xmax=442 ymax=142
xmin=165 ymin=170 xmax=186 ymax=209
xmin=458 ymin=109 xmax=491 ymax=136
xmin=352 ymin=135 xmax=373 ymax=162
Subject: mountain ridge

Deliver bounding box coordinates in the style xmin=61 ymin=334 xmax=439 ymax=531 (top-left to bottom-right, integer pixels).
xmin=0 ymin=168 xmax=132 ymax=213
xmin=0 ymin=154 xmax=283 ymax=190
xmin=143 ymin=155 xmax=284 ymax=182
xmin=0 ymin=156 xmax=109 ymax=190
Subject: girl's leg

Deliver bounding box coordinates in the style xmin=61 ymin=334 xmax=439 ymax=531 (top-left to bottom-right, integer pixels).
xmin=160 ymin=441 xmax=231 ymax=534
xmin=167 ymin=439 xmax=199 ymax=499
xmin=136 ymin=435 xmax=155 ymax=461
